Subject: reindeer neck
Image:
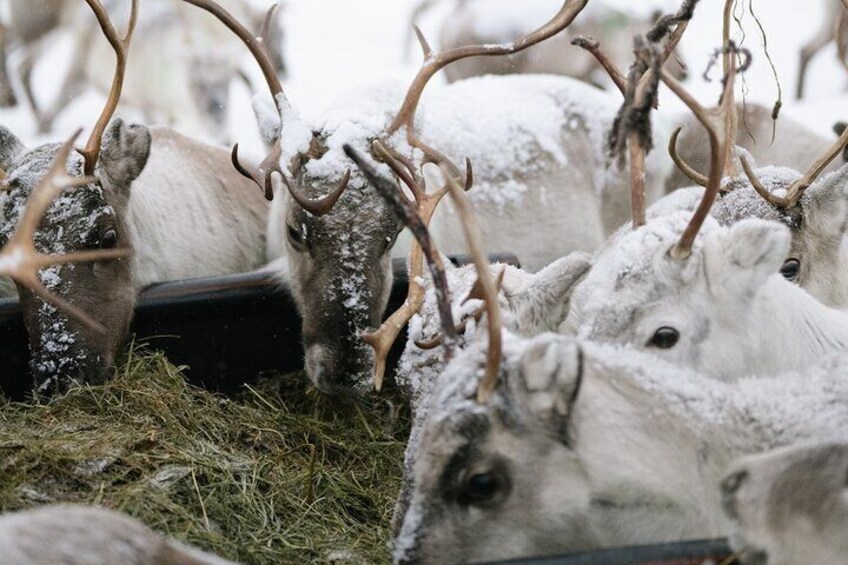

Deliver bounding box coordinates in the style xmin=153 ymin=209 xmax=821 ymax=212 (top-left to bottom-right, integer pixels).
xmin=571 ymin=343 xmax=848 ymax=545
xmin=750 ymin=276 xmax=848 ymax=374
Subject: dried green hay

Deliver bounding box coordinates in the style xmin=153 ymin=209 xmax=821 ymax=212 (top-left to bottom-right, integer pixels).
xmin=0 ymin=346 xmax=410 ymax=564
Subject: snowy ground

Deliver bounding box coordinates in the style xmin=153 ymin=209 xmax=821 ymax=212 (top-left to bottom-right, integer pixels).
xmin=1 ymin=0 xmax=844 ymax=158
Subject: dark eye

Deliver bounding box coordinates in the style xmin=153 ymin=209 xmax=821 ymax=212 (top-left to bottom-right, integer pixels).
xmin=100 ymin=229 xmax=117 ymax=249
xmin=287 ymin=224 xmax=305 ymax=249
xmin=648 ymin=326 xmax=679 ymax=349
xmin=383 ymin=229 xmax=400 ymax=252
xmin=458 ymin=466 xmax=510 ymax=507
xmin=780 ymin=258 xmax=800 ymax=282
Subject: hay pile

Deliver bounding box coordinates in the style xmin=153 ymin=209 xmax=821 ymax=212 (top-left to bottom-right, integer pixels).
xmin=0 ymin=347 xmax=410 ymax=564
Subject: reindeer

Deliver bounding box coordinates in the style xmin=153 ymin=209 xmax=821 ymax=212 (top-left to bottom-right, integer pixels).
xmin=14 ymin=0 xmax=285 ymax=142
xmin=721 ymin=442 xmax=848 ymax=565
xmin=433 ymin=0 xmax=687 ymax=87
xmin=1 ymin=0 xmax=269 ymax=394
xmin=0 ymin=504 xmax=236 ymax=564
xmin=183 ymin=0 xmax=682 ymax=394
xmin=393 ymin=327 xmax=848 ymax=563
xmin=797 ymin=0 xmax=848 ymax=99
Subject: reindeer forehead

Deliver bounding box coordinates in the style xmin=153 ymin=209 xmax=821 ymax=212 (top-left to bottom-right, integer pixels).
xmin=717 ymin=171 xmax=801 ymax=230
xmin=2 ymin=143 xmax=110 ymax=250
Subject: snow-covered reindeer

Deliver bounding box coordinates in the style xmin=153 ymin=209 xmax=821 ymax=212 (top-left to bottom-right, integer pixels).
xmin=432 ymin=0 xmax=686 ymax=87
xmin=1 ymin=0 xmax=269 ymax=393
xmin=0 ymin=505 xmax=235 ymax=564
xmin=385 ymin=163 xmax=848 ymax=561
xmin=563 ymin=22 xmax=848 ymax=380
xmin=183 ymin=0 xmax=680 ymax=394
xmin=16 ymin=0 xmax=285 ymax=142
xmin=722 ymin=441 xmax=848 ymax=565
xmin=393 ymin=328 xmax=848 ymax=563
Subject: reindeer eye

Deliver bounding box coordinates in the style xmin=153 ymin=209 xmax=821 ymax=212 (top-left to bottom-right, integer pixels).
xmin=648 ymin=326 xmax=679 ymax=349
xmin=458 ymin=464 xmax=510 ymax=507
xmin=287 ymin=224 xmax=305 ymax=249
xmin=100 ymin=229 xmax=117 ymax=249
xmin=780 ymin=258 xmax=800 ymax=282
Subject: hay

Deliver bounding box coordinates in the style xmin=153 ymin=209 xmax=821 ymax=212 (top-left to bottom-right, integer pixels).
xmin=0 ymin=345 xmax=410 ymax=564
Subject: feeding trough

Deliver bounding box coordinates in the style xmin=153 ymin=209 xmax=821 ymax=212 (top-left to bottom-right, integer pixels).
xmin=0 ymin=254 xmax=519 ymax=399
xmin=492 ymin=538 xmax=735 ymax=564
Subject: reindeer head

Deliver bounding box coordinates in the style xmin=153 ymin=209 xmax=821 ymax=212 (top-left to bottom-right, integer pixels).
xmin=722 ymin=442 xmax=848 ymax=565
xmin=394 ymin=333 xmax=597 ymax=564
xmin=0 ymin=0 xmax=144 ymax=395
xmin=184 ymin=0 xmax=590 ymax=394
xmin=0 ymin=120 xmax=149 ymax=394
xmin=712 ymin=163 xmax=848 ymax=308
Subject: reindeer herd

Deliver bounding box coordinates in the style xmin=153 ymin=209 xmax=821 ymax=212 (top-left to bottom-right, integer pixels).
xmin=0 ymin=0 xmax=847 ymax=563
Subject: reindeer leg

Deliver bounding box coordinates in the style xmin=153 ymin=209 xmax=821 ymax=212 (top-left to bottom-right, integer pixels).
xmin=797 ymin=21 xmax=834 ymax=99
xmin=0 ymin=23 xmax=17 ymax=107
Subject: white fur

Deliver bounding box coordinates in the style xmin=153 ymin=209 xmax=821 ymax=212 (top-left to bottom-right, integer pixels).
xmin=127 ymin=127 xmax=269 ymax=288
xmin=395 ymin=332 xmax=848 ymax=562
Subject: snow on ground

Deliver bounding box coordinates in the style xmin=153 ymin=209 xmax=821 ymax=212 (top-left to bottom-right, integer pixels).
xmin=1 ymin=1 xmax=845 ymax=159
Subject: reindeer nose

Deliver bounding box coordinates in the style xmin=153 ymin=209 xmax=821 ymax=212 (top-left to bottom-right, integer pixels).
xmin=721 ymin=469 xmax=748 ymax=519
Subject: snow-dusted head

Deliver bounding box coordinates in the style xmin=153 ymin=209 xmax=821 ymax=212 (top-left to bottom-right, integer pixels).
xmin=283 ymin=146 xmax=403 ymax=394
xmin=565 ymin=213 xmax=791 ymax=379
xmin=0 ymin=120 xmax=149 ymax=394
xmin=714 ymin=164 xmax=848 ymax=309
xmin=722 ymin=442 xmax=848 ymax=565
xmin=395 ymin=333 xmax=597 ymax=564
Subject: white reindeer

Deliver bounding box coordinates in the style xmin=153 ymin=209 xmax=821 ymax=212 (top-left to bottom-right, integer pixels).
xmin=0 ymin=505 xmax=235 ymax=564
xmin=394 ymin=330 xmax=848 ymax=563
xmin=185 ymin=0 xmax=685 ymax=394
xmin=721 ymin=441 xmax=848 ymax=565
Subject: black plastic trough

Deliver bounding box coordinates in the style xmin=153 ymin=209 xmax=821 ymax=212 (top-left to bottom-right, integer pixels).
xmin=493 ymin=538 xmax=734 ymax=565
xmin=0 ymin=254 xmax=519 ymax=399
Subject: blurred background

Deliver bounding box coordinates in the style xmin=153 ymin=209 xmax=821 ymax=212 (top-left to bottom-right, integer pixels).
xmin=0 ymin=0 xmax=843 ymax=160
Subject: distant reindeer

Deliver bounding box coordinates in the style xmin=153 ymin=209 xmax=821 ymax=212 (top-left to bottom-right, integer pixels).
xmin=13 ymin=0 xmax=285 ymax=142
xmin=184 ymin=0 xmax=682 ymax=395
xmin=433 ymin=0 xmax=687 ymax=87
xmin=722 ymin=442 xmax=848 ymax=565
xmin=0 ymin=0 xmax=68 ymax=107
xmin=1 ymin=0 xmax=269 ymax=394
xmin=796 ymin=0 xmax=848 ymax=99
xmin=0 ymin=505 xmax=235 ymax=564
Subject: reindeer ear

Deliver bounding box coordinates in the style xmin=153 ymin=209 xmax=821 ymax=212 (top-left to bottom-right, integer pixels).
xmin=506 ymin=252 xmax=592 ymax=335
xmin=801 ymin=164 xmax=848 ymax=242
xmin=0 ymin=126 xmax=26 ymax=172
xmin=704 ymin=219 xmax=790 ymax=298
xmin=516 ymin=334 xmax=582 ymax=425
xmin=98 ymin=119 xmax=151 ymax=190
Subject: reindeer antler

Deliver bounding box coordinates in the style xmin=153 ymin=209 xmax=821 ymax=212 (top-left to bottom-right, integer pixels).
xmin=77 ymin=0 xmax=138 ymax=176
xmin=439 ymin=168 xmax=502 ymax=404
xmin=2 ymin=130 xmax=131 ymax=333
xmin=573 ymin=0 xmax=696 ymax=228
xmin=344 ymin=143 xmax=459 ymax=391
xmin=388 ymin=0 xmax=588 ymax=183
xmin=181 ymin=0 xmax=350 ymax=213
xmin=662 ymin=44 xmax=749 ymax=259
xmin=348 ymin=0 xmax=588 ymax=391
